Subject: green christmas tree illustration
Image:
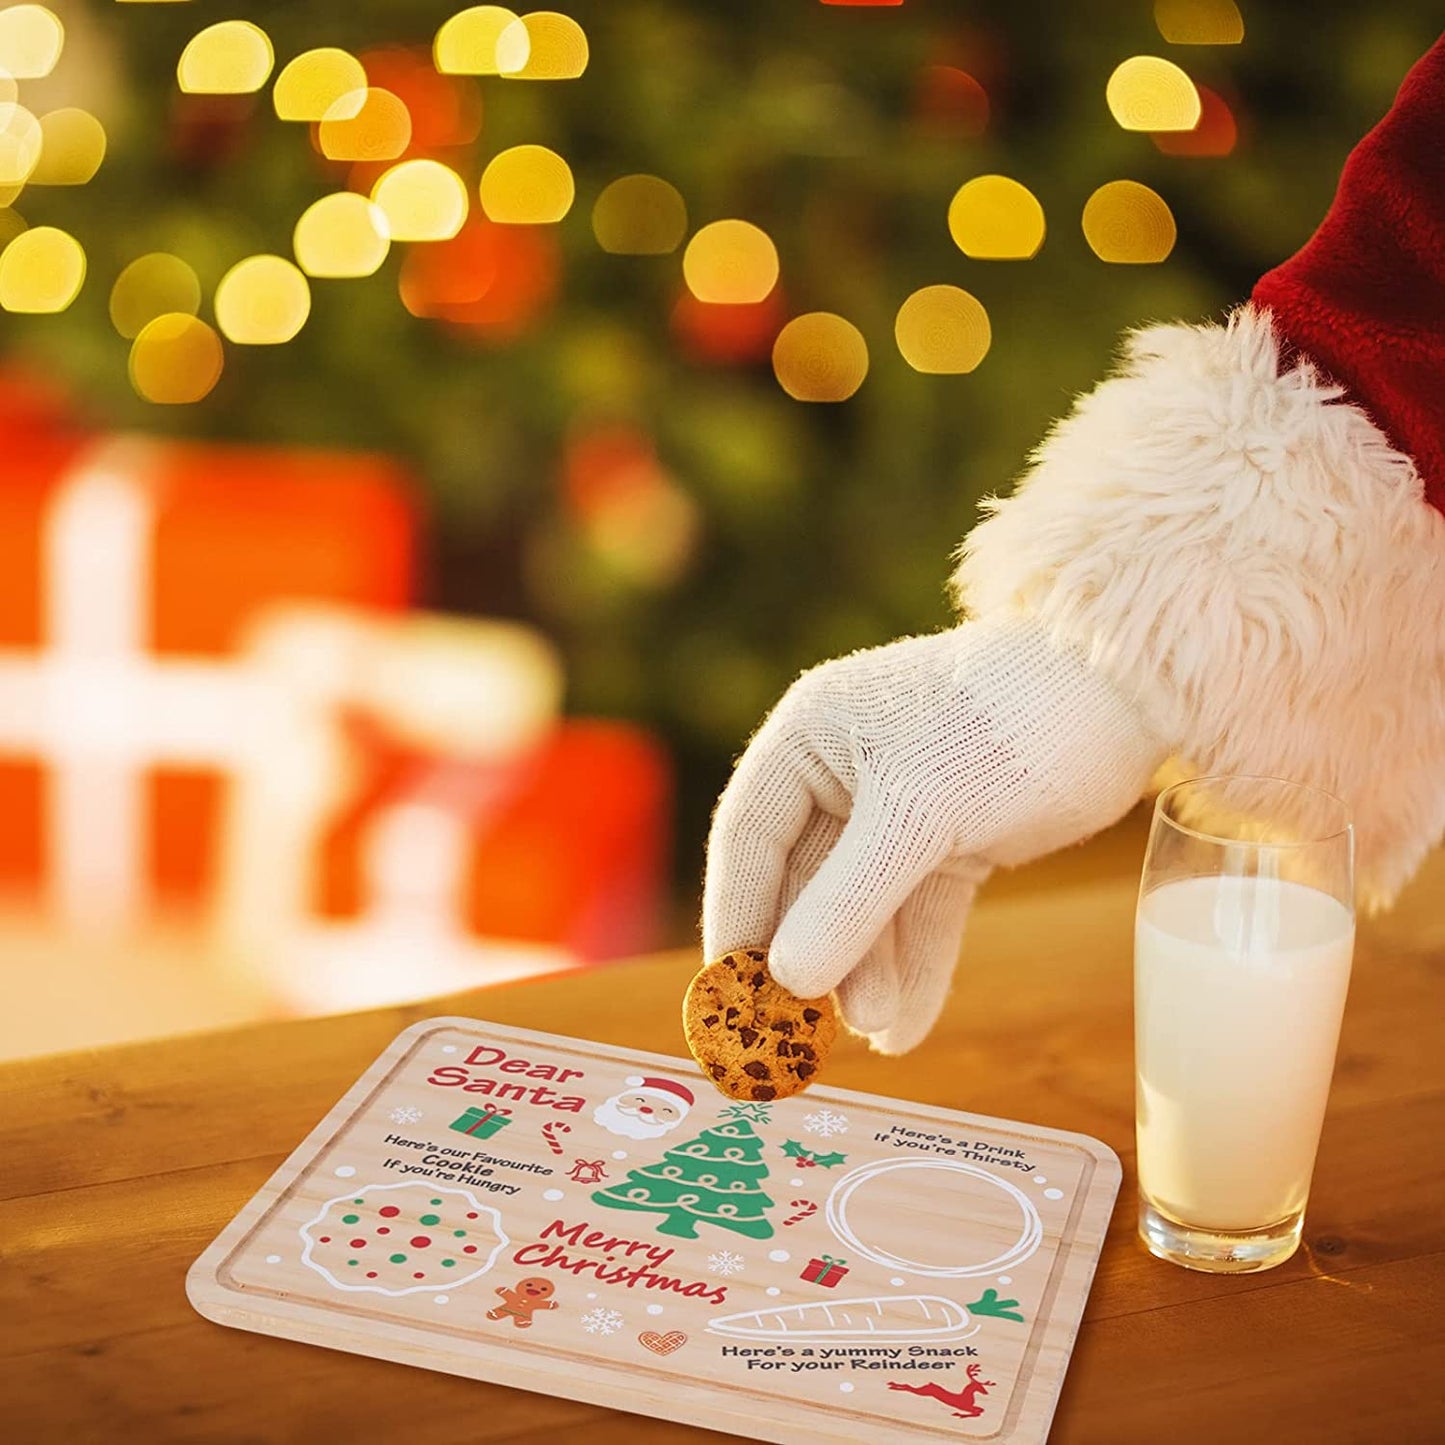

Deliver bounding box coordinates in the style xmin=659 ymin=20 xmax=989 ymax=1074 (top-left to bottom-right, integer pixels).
xmin=592 ymin=1116 xmax=775 ymax=1239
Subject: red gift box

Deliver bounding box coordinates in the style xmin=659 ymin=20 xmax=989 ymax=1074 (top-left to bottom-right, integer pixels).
xmin=0 ymin=425 xmax=415 ymax=927
xmin=801 ymin=1255 xmax=849 ymax=1287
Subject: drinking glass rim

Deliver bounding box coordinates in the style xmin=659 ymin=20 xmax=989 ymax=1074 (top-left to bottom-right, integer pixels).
xmin=1152 ymin=773 xmax=1353 ymax=849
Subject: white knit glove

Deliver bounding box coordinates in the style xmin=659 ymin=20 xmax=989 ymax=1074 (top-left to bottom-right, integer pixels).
xmin=702 ymin=616 xmax=1165 ymax=1053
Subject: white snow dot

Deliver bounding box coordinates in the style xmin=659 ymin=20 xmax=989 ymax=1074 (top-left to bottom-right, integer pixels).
xmin=1032 ymin=1174 xmax=1047 ymax=1185
xmin=441 ymin=1045 xmax=458 ymax=1054
xmin=839 ymin=1382 xmax=855 ymax=1393
xmin=790 ymin=1177 xmax=805 ymax=1187
xmin=997 ymin=1275 xmax=1012 ymax=1285
xmin=265 ymin=1254 xmax=281 ymax=1264
xmin=765 ymin=1287 xmax=781 ymax=1297
xmin=768 ymin=1249 xmax=790 ymax=1263
xmin=890 ymin=1277 xmax=905 ymax=1286
xmin=434 ymin=1295 xmax=449 ymax=1305
xmin=1045 ymin=1187 xmax=1064 ymax=1200
xmin=542 ymin=1188 xmax=565 ymax=1201
xmin=646 ymin=1304 xmax=664 ymax=1316
xmin=333 ymin=1166 xmax=357 ymax=1178
xmin=612 ymin=1150 xmax=628 ymax=1160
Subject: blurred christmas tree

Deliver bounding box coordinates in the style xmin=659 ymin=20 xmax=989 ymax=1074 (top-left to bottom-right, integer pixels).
xmin=0 ymin=0 xmax=1438 ymax=900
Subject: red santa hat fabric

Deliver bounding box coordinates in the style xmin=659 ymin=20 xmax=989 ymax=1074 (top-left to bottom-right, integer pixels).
xmin=624 ymin=1075 xmax=694 ymax=1111
xmin=1253 ymin=31 xmax=1445 ymax=515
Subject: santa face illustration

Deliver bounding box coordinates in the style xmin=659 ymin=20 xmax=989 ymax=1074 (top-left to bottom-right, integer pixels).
xmin=592 ymin=1075 xmax=695 ymax=1140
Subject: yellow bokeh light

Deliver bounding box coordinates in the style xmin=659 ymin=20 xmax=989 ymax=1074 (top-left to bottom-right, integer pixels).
xmin=214 ymin=254 xmax=311 ymax=344
xmin=497 ymin=11 xmax=587 ymax=80
xmin=1106 ymin=56 xmax=1201 ymax=132
xmin=109 ymin=252 xmax=201 ymax=338
xmin=178 ymin=21 xmax=274 ymax=95
xmin=1082 ymin=180 xmax=1177 ymax=263
xmin=0 ymin=223 xmax=82 ymax=311
xmin=1154 ymin=0 xmax=1243 ymax=44
xmin=947 ymin=175 xmax=1045 ymax=260
xmin=371 ymin=159 xmax=468 ymax=242
xmin=773 ymin=313 xmax=868 ymax=403
xmin=29 ymin=108 xmax=105 ymax=185
xmin=895 ymin=285 xmax=991 ymax=374
xmin=293 ymin=192 xmax=390 ymax=277
xmin=273 ymin=48 xmax=367 ymax=122
xmin=682 ymin=219 xmax=778 ymax=305
xmin=318 ymin=88 xmax=411 ymax=162
xmin=0 ymin=102 xmax=40 ymax=186
xmin=0 ymin=6 xmax=63 ymax=80
xmin=592 ymin=174 xmax=687 ymax=255
xmin=478 ymin=144 xmax=574 ymax=225
xmin=434 ymin=6 xmax=519 ymax=76
xmin=129 ymin=313 xmax=224 ymax=404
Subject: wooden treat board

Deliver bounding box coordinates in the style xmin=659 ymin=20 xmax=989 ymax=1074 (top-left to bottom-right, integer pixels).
xmin=189 ymin=1017 xmax=1119 ymax=1442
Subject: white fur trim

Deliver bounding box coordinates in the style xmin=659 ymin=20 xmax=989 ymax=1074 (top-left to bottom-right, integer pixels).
xmin=953 ymin=304 xmax=1445 ymax=908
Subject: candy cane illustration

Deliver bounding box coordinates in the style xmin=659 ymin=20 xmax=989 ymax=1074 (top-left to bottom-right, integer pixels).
xmin=542 ymin=1121 xmax=571 ymax=1155
xmin=783 ymin=1199 xmax=818 ymax=1227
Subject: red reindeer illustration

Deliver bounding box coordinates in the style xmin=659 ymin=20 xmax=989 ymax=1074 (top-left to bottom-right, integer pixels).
xmin=889 ymin=1363 xmax=997 ymax=1420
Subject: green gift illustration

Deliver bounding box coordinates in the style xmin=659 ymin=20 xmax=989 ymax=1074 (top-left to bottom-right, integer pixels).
xmin=449 ymin=1104 xmax=513 ymax=1139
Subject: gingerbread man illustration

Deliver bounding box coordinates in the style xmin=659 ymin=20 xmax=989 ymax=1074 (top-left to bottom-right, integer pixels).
xmin=486 ymin=1276 xmax=559 ymax=1328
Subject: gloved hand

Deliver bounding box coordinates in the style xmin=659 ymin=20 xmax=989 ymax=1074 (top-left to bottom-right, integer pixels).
xmin=702 ymin=615 xmax=1165 ymax=1053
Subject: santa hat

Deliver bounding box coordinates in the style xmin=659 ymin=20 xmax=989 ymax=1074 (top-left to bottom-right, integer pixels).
xmin=954 ymin=33 xmax=1445 ymax=910
xmin=625 ymin=1075 xmax=694 ymax=1113
xmin=1253 ymin=34 xmax=1445 ymax=515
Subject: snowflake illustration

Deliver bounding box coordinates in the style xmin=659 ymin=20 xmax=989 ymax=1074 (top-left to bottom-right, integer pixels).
xmin=706 ymin=1250 xmax=745 ymax=1277
xmin=388 ymin=1105 xmax=424 ymax=1126
xmin=803 ymin=1108 xmax=850 ymax=1139
xmin=580 ymin=1307 xmax=625 ymax=1336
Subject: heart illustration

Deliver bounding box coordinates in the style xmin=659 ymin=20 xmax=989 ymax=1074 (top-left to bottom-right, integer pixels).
xmin=638 ymin=1329 xmax=687 ymax=1356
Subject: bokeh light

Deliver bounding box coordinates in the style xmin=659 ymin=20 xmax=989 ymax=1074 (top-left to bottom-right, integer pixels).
xmin=0 ymin=103 xmax=41 ymax=186
xmin=0 ymin=5 xmax=63 ymax=80
xmin=895 ymin=285 xmax=991 ymax=374
xmin=293 ymin=192 xmax=390 ymax=277
xmin=177 ymin=21 xmax=275 ymax=95
xmin=914 ymin=66 xmax=989 ymax=138
xmin=592 ymin=174 xmax=687 ymax=255
xmin=272 ymin=48 xmax=367 ymax=122
xmin=372 ymin=159 xmax=469 ymax=241
xmin=214 ymin=254 xmax=311 ymax=343
xmin=772 ymin=312 xmax=868 ymax=402
xmin=672 ymin=288 xmax=786 ymax=365
xmin=947 ymin=175 xmax=1044 ymax=259
xmin=683 ymin=220 xmax=778 ymax=305
xmin=129 ymin=314 xmax=224 ymax=404
xmin=29 ymin=108 xmax=105 ymax=185
xmin=1154 ymin=0 xmax=1244 ymax=44
xmin=109 ymin=252 xmax=201 ymax=338
xmin=1082 ymin=180 xmax=1177 ymax=263
xmin=0 ymin=223 xmax=83 ymax=311
xmin=479 ymin=144 xmax=574 ymax=224
xmin=399 ymin=216 xmax=558 ymax=338
xmin=362 ymin=46 xmax=482 ymax=150
xmin=497 ymin=12 xmax=588 ymax=80
xmin=1106 ymin=56 xmax=1201 ymax=132
xmin=318 ymin=88 xmax=411 ymax=162
xmin=434 ymin=6 xmax=519 ymax=76
xmin=1153 ymin=83 xmax=1237 ymax=156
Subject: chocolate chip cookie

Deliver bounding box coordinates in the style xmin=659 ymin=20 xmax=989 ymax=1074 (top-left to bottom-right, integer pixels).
xmin=683 ymin=949 xmax=837 ymax=1101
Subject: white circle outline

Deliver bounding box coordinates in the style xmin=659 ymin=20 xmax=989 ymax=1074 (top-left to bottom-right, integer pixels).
xmin=825 ymin=1158 xmax=1043 ymax=1278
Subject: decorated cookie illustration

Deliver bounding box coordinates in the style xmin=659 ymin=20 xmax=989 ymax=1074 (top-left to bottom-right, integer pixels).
xmin=486 ymin=1276 xmax=559 ymax=1328
xmin=300 ymin=1182 xmax=509 ymax=1296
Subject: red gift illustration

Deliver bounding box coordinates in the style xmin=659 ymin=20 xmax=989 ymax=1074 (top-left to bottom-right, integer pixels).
xmin=450 ymin=1105 xmax=513 ymax=1139
xmin=800 ymin=1255 xmax=849 ymax=1288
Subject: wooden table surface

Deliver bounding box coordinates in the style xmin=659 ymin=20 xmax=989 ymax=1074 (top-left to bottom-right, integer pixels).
xmin=4 ymin=823 xmax=1443 ymax=1443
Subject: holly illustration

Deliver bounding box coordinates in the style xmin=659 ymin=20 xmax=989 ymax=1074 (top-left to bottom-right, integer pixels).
xmin=591 ymin=1116 xmax=775 ymax=1240
xmin=965 ymin=1287 xmax=1025 ymax=1322
xmin=782 ymin=1139 xmax=847 ymax=1169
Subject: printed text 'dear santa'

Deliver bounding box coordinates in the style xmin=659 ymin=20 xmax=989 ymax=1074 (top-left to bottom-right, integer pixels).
xmin=427 ymin=1044 xmax=587 ymax=1113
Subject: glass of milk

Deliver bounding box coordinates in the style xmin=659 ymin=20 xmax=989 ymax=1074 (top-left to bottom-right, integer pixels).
xmin=1135 ymin=775 xmax=1354 ymax=1273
